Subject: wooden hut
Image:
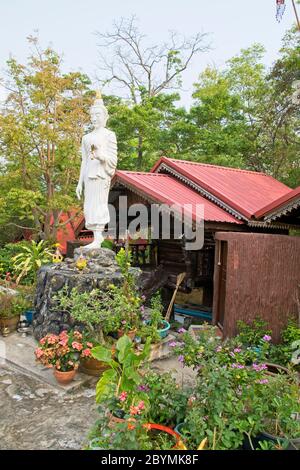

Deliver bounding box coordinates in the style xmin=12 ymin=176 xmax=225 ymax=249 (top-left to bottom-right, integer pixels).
xmin=67 ymin=157 xmax=300 ymax=341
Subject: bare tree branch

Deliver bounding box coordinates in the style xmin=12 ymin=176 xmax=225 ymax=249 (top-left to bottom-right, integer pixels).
xmin=95 ymin=16 xmax=210 ymax=101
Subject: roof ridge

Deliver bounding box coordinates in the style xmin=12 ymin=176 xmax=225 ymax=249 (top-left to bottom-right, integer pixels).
xmin=168 ymin=158 xmax=268 ymax=176
xmin=118 ymin=170 xmax=168 ymax=176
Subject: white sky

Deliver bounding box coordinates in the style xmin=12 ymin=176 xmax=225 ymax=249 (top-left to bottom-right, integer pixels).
xmin=0 ymin=0 xmax=298 ymax=106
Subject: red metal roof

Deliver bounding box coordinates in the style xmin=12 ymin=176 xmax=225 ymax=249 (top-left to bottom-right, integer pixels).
xmin=255 ymin=186 xmax=300 ymax=219
xmin=114 ymin=170 xmax=242 ymax=224
xmin=152 ymin=157 xmax=292 ymax=219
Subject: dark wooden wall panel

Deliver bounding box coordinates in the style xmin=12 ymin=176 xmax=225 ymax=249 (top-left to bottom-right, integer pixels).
xmin=213 ymin=232 xmax=300 ymax=342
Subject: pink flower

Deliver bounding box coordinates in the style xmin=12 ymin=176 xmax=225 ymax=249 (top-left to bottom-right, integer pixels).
xmin=72 ymin=341 xmax=83 ymax=351
xmin=234 ymin=348 xmax=242 ymax=353
xmin=258 ymin=379 xmax=269 ymax=384
xmin=86 ymin=342 xmax=93 ymax=348
xmin=177 ymin=327 xmax=187 ymax=334
xmin=35 ymin=348 xmax=44 ymax=359
xmin=59 ymin=338 xmax=68 ymax=347
xmin=130 ymin=405 xmax=141 ymax=416
xmin=119 ymin=391 xmax=128 ymax=402
xmin=252 ymin=363 xmax=267 ymax=372
xmin=216 ymin=346 xmax=222 ymax=352
xmin=168 ymin=341 xmax=177 ymax=348
xmin=82 ymin=348 xmax=92 ymax=357
xmin=73 ymin=331 xmax=82 ymax=340
xmin=137 ymin=400 xmax=145 ymax=411
xmin=39 ymin=338 xmax=46 ymax=345
xmin=47 ymin=334 xmax=59 ymax=345
xmin=262 ymin=335 xmax=271 ymax=342
xmin=231 ymin=363 xmax=245 ymax=369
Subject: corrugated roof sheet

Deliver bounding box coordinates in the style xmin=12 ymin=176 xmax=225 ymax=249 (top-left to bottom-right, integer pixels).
xmin=114 ymin=171 xmax=242 ymax=224
xmin=152 ymin=157 xmax=292 ymax=219
xmin=255 ymin=186 xmax=300 ymax=219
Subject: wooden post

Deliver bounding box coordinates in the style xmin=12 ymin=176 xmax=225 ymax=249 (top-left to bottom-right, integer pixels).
xmin=292 ymin=0 xmax=300 ymax=31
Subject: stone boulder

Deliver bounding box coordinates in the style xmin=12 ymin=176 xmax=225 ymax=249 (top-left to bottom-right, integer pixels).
xmin=33 ymin=248 xmax=126 ymax=340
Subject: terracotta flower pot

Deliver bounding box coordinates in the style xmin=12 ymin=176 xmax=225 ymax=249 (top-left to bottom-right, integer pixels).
xmin=117 ymin=329 xmax=137 ymax=340
xmin=108 ymin=411 xmax=126 ymax=428
xmin=53 ymin=368 xmax=77 ymax=385
xmin=0 ymin=315 xmax=20 ymax=334
xmin=80 ymin=357 xmax=108 ymax=377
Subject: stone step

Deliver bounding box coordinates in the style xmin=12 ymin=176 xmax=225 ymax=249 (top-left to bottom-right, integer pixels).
xmin=0 ymin=332 xmax=94 ymax=392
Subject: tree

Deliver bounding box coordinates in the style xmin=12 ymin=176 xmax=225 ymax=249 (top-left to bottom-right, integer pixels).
xmin=105 ymin=92 xmax=189 ymax=170
xmin=0 ymin=36 xmax=93 ymax=240
xmin=97 ymin=16 xmax=210 ymax=169
xmin=188 ymin=36 xmax=300 ymax=186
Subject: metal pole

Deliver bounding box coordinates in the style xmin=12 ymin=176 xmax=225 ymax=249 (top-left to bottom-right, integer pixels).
xmin=291 ymin=0 xmax=300 ymax=31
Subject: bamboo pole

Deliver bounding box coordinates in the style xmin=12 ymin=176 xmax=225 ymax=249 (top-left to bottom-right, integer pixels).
xmin=291 ymin=0 xmax=300 ymax=31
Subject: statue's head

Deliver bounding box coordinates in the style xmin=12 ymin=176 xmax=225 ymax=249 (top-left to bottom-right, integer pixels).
xmin=90 ymin=91 xmax=108 ymax=129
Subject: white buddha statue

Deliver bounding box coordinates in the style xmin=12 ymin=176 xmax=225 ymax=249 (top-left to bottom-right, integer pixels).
xmin=76 ymin=91 xmax=117 ymax=249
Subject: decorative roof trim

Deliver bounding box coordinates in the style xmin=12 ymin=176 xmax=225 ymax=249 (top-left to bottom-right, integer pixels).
xmin=263 ymin=199 xmax=300 ymax=222
xmin=156 ymin=163 xmax=248 ymax=222
xmin=248 ymin=220 xmax=299 ymax=230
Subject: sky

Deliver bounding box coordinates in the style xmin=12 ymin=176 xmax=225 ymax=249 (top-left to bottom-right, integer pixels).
xmin=0 ymin=0 xmax=298 ymax=106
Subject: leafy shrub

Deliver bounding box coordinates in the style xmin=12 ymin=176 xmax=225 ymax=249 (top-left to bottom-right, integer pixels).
xmin=0 ymin=243 xmax=25 ymax=280
xmin=144 ymin=371 xmax=190 ymax=427
xmin=12 ymin=240 xmax=54 ymax=284
xmin=236 ymin=317 xmax=272 ymax=347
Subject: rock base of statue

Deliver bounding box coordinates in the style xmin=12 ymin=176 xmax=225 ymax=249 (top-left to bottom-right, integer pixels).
xmin=33 ymin=248 xmax=134 ymax=340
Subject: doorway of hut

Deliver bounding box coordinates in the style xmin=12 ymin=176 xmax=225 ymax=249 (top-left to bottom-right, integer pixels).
xmin=155 ymin=233 xmax=216 ymax=327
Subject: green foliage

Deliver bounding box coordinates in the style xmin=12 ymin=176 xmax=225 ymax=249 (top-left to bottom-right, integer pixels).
xmin=0 ymin=243 xmax=25 ymax=280
xmin=236 ymin=317 xmax=272 ymax=347
xmin=0 ymin=289 xmax=32 ymax=319
xmin=174 ymin=326 xmax=300 ymax=450
xmin=138 ymin=293 xmax=164 ymax=343
xmin=12 ymin=240 xmax=53 ymax=285
xmin=54 ymin=287 xmax=111 ymax=344
xmin=266 ymin=320 xmax=300 ymax=367
xmin=93 ymin=334 xmax=151 ymax=411
xmin=0 ymin=37 xmax=92 ymax=240
xmin=144 ymin=371 xmax=189 ymax=427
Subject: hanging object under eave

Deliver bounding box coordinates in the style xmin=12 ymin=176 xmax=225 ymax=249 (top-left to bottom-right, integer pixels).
xmin=276 ymin=0 xmax=286 ymax=22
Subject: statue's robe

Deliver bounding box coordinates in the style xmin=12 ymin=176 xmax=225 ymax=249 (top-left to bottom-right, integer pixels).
xmin=81 ymin=128 xmax=117 ymax=229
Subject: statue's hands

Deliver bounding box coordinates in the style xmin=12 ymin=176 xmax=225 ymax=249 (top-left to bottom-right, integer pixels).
xmin=76 ymin=182 xmax=83 ymax=200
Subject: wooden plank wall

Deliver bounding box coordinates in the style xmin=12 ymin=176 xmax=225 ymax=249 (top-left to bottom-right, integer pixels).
xmin=213 ymin=232 xmax=300 ymax=342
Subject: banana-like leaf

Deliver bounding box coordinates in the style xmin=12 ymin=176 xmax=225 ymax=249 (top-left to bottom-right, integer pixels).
xmin=95 ymin=368 xmax=117 ymax=403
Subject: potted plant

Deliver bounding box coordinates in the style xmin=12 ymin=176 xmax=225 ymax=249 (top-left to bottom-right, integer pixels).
xmin=54 ymin=287 xmax=114 ymax=376
xmin=100 ymin=248 xmax=144 ymax=339
xmin=138 ymin=294 xmax=170 ymax=343
xmin=253 ymin=374 xmax=300 ymax=450
xmin=92 ymin=334 xmax=151 ymax=423
xmin=0 ymin=292 xmax=31 ymax=334
xmin=35 ymin=330 xmax=90 ymax=384
xmin=143 ymin=370 xmax=190 ymax=428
